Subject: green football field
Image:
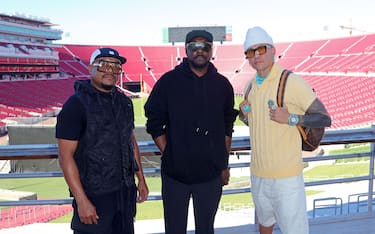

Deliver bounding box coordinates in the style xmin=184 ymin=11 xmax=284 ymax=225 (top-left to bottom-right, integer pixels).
xmin=132 ymin=96 xmax=246 ymax=126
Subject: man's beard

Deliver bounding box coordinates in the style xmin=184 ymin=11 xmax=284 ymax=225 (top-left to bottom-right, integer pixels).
xmin=190 ymin=58 xmax=209 ymax=69
xmin=191 ymin=61 xmax=208 ymax=69
xmin=101 ymin=84 xmax=115 ymax=91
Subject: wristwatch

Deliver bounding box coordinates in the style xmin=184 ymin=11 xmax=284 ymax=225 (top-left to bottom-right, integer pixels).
xmin=288 ymin=114 xmax=299 ymax=126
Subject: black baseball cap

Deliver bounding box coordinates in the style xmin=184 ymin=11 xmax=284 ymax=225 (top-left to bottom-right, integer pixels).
xmin=185 ymin=30 xmax=213 ymax=44
xmin=89 ymin=47 xmax=127 ymax=64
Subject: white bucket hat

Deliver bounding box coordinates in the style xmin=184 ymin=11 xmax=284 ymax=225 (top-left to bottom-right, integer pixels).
xmin=244 ymin=26 xmax=274 ymax=52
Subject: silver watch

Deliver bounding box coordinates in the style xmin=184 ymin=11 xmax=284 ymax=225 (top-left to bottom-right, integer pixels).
xmin=288 ymin=114 xmax=299 ymax=126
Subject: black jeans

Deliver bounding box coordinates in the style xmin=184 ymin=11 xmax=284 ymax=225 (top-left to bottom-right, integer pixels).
xmin=72 ymin=184 xmax=136 ymax=234
xmin=162 ymin=172 xmax=222 ymax=234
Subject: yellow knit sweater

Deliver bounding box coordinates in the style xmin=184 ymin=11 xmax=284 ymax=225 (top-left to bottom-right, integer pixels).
xmin=246 ymin=63 xmax=316 ymax=178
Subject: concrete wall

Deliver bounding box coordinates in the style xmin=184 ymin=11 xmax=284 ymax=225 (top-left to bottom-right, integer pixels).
xmin=7 ymin=125 xmax=160 ymax=172
xmin=8 ymin=125 xmax=60 ymax=172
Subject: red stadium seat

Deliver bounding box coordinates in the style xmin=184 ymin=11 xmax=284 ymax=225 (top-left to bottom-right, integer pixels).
xmin=1 ymin=33 xmax=374 ymax=129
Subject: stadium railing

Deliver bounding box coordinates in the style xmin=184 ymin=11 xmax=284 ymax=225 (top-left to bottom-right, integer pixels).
xmin=0 ymin=125 xmax=374 ymax=222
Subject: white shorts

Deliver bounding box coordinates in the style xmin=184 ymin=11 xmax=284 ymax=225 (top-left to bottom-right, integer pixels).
xmin=251 ymin=173 xmax=309 ymax=234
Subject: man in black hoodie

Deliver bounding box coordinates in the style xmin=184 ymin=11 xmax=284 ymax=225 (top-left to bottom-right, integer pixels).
xmin=56 ymin=48 xmax=148 ymax=234
xmin=144 ymin=30 xmax=238 ymax=234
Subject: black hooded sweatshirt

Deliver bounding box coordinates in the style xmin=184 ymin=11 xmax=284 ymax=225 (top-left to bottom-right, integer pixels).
xmin=144 ymin=58 xmax=238 ymax=184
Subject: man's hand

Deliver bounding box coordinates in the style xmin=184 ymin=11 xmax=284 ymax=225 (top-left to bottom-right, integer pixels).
xmin=239 ymin=100 xmax=251 ymax=115
xmin=76 ymin=198 xmax=99 ymax=224
xmin=137 ymin=180 xmax=149 ymax=203
xmin=269 ymin=106 xmax=290 ymax=124
xmin=221 ymin=168 xmax=230 ymax=186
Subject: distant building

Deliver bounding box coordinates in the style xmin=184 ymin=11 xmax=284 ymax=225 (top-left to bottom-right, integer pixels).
xmin=0 ymin=13 xmax=63 ymax=80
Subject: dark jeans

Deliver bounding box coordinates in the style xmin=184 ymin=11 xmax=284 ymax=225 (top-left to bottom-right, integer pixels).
xmin=162 ymin=172 xmax=222 ymax=234
xmin=72 ymin=184 xmax=136 ymax=234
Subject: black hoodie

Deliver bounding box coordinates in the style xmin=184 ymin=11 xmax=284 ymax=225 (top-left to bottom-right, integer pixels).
xmin=144 ymin=58 xmax=238 ymax=184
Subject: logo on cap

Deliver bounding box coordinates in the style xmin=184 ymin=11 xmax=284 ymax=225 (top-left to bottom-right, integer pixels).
xmin=89 ymin=48 xmax=127 ymax=64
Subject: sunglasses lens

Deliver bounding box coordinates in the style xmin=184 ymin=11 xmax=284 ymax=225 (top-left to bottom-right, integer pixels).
xmin=187 ymin=42 xmax=212 ymax=52
xmin=245 ymin=45 xmax=268 ymax=58
xmin=96 ymin=61 xmax=122 ymax=74
xmin=257 ymin=46 xmax=267 ymax=55
xmin=245 ymin=50 xmax=255 ymax=58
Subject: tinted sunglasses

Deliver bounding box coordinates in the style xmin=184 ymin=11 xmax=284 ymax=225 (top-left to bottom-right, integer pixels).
xmin=244 ymin=45 xmax=273 ymax=58
xmin=92 ymin=60 xmax=122 ymax=74
xmin=186 ymin=41 xmax=212 ymax=52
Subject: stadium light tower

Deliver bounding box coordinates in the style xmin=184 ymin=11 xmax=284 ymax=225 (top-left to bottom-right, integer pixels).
xmin=339 ymin=25 xmax=366 ymax=36
xmin=339 ymin=18 xmax=366 ymax=36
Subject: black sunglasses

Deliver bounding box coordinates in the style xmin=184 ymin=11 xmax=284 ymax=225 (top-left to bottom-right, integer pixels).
xmin=186 ymin=41 xmax=212 ymax=52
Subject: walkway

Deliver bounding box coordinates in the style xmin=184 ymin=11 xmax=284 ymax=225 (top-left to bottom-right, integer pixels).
xmin=0 ymin=211 xmax=374 ymax=234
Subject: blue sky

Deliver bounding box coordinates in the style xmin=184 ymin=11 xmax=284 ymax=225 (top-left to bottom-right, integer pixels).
xmin=2 ymin=0 xmax=375 ymax=45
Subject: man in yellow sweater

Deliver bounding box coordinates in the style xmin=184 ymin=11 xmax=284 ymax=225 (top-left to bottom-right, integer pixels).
xmin=239 ymin=27 xmax=331 ymax=234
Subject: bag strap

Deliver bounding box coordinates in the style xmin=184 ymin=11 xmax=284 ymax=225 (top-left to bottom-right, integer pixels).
xmin=276 ymin=70 xmax=308 ymax=141
xmin=276 ymin=70 xmax=291 ymax=107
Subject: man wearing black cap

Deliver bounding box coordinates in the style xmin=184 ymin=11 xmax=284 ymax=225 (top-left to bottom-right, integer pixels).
xmin=144 ymin=30 xmax=238 ymax=233
xmin=56 ymin=48 xmax=149 ymax=234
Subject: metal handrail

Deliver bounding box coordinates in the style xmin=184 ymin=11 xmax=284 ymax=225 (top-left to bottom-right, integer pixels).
xmin=1 ymin=126 xmax=374 ymax=160
xmin=0 ymin=125 xmax=374 ymax=217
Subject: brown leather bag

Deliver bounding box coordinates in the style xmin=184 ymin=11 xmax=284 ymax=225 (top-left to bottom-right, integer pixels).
xmin=277 ymin=70 xmax=325 ymax=151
